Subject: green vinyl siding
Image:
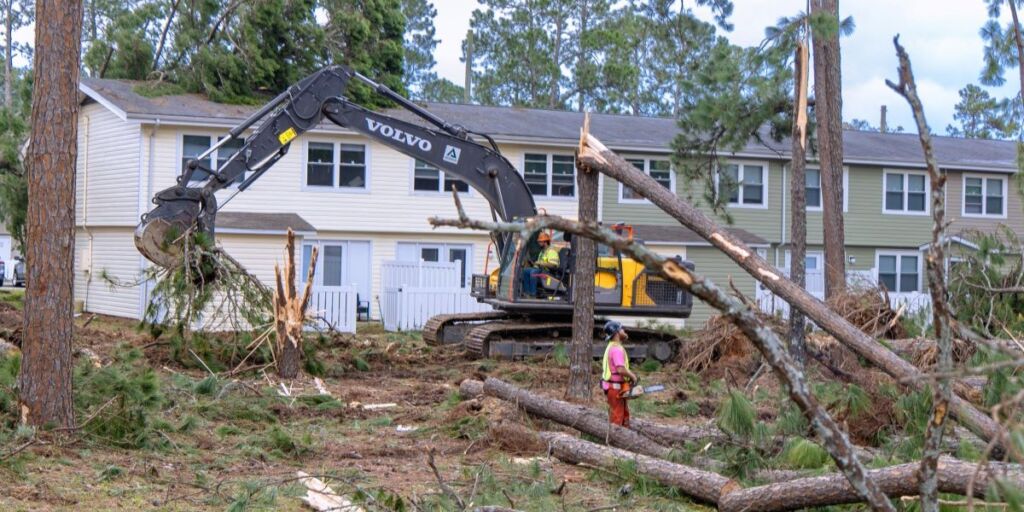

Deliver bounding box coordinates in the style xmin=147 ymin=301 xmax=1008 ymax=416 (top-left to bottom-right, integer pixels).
xmin=788 ymin=165 xmax=934 ymax=248
xmin=684 ymin=246 xmax=760 ymax=328
xmin=602 ymin=160 xmax=785 ymax=242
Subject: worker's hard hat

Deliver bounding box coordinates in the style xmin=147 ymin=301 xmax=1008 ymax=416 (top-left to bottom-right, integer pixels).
xmin=603 ymin=320 xmax=624 ymax=340
xmin=537 ymin=232 xmax=552 ymax=243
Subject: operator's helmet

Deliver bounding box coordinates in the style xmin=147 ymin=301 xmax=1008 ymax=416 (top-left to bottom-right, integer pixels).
xmin=603 ymin=320 xmax=624 ymax=341
xmin=537 ymin=232 xmax=552 ymax=244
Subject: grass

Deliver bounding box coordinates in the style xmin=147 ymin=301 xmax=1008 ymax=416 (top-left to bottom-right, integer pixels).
xmin=0 ymin=288 xmax=23 ymax=310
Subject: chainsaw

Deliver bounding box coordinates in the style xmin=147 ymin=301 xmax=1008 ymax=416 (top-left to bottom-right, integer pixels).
xmin=621 ymin=383 xmax=666 ymax=399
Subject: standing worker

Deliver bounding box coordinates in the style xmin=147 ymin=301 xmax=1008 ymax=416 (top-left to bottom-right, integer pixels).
xmin=602 ymin=320 xmax=638 ymax=427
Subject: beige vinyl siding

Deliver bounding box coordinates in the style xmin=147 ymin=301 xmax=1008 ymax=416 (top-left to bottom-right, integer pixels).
xmin=684 ymin=246 xmax=758 ymax=328
xmin=75 ymin=228 xmax=144 ymax=318
xmin=946 ymin=170 xmax=1023 ymax=237
xmin=142 ymin=128 xmax=578 ymax=236
xmin=602 ymin=160 xmax=785 ymax=243
xmin=77 ymin=103 xmax=141 ymax=226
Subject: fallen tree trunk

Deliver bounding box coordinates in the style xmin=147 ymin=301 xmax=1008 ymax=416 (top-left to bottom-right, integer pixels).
xmin=542 ymin=431 xmax=1024 ymax=512
xmin=460 ymin=378 xmax=725 ymax=445
xmin=575 ymin=132 xmax=1004 ymax=450
xmin=541 ymin=431 xmax=734 ymax=505
xmin=482 ymin=377 xmax=675 ymax=459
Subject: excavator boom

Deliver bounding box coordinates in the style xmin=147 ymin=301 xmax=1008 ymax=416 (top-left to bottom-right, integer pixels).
xmin=135 ymin=65 xmax=535 ymax=267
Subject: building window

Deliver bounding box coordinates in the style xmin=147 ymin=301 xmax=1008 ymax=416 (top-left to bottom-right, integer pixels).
xmin=884 ymin=171 xmax=927 ymax=214
xmin=413 ymin=159 xmax=468 ymax=193
xmin=805 ymin=168 xmax=821 ymax=209
xmin=877 ymin=253 xmax=920 ymax=293
xmin=305 ymin=142 xmax=367 ymax=189
xmin=621 ymin=158 xmax=673 ymax=201
xmin=523 ymin=153 xmax=575 ymax=197
xmin=719 ymin=163 xmax=766 ymax=207
xmin=182 ymin=134 xmax=247 ymax=184
xmin=963 ymin=175 xmax=1005 ymax=217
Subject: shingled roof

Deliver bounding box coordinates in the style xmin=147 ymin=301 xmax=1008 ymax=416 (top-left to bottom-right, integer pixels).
xmin=80 ymin=77 xmax=1019 ymax=173
xmin=216 ymin=212 xmax=316 ymax=235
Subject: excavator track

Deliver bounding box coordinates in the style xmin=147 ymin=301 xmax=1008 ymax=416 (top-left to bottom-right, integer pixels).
xmin=463 ymin=321 xmax=681 ymax=362
xmin=422 ymin=310 xmax=510 ymax=346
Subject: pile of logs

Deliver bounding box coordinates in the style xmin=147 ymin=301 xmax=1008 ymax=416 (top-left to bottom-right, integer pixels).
xmin=461 ymin=377 xmax=1024 ymax=511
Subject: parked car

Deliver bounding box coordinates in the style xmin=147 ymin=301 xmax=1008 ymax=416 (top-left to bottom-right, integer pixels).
xmin=13 ymin=257 xmax=24 ymax=287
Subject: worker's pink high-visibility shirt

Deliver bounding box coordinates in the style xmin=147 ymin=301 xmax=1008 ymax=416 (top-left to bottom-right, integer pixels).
xmin=602 ymin=344 xmax=627 ymax=391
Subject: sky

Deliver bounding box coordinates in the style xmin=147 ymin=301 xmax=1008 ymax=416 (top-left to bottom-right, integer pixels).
xmin=432 ymin=0 xmax=1021 ymax=133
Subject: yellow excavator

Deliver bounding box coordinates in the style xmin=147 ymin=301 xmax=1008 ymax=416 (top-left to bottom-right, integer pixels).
xmin=134 ymin=65 xmax=693 ymax=362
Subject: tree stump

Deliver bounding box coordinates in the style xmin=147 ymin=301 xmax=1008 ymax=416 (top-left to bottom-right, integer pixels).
xmin=274 ymin=229 xmax=318 ymax=379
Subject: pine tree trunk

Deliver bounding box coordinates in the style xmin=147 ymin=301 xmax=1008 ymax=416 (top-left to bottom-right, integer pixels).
xmin=18 ymin=0 xmax=83 ymax=429
xmin=4 ymin=0 xmax=13 ymax=107
xmin=789 ymin=42 xmax=810 ymax=368
xmin=811 ymin=0 xmax=846 ymax=298
xmin=566 ymin=156 xmax=596 ymax=401
xmin=1009 ymin=0 xmax=1024 ymax=101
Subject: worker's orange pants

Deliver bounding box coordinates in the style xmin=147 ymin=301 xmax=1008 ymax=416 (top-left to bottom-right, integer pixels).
xmin=606 ymin=386 xmax=630 ymax=427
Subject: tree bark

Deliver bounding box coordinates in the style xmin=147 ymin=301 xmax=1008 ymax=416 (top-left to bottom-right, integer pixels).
xmin=152 ymin=0 xmax=181 ymax=73
xmin=789 ymin=41 xmax=810 ymax=369
xmin=4 ymin=0 xmax=12 ymax=107
xmin=273 ymin=229 xmax=317 ymax=379
xmin=542 ymin=431 xmax=734 ymax=505
xmin=459 ymin=377 xmax=725 ymax=445
xmin=810 ymin=0 xmax=847 ymax=298
xmin=572 ymin=134 xmax=1004 ymax=452
xmin=542 ymin=431 xmax=1024 ymax=512
xmin=18 ymin=0 xmax=83 ymax=429
xmin=566 ymin=128 xmax=597 ymax=401
xmin=482 ymin=377 xmax=676 ymax=459
xmin=885 ymin=36 xmax=954 ymax=512
xmin=1009 ymin=0 xmax=1024 ymax=101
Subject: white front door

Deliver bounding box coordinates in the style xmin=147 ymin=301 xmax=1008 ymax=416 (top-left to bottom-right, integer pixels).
xmin=785 ymin=250 xmax=825 ymax=296
xmin=396 ymin=242 xmax=473 ymax=288
xmin=302 ymin=240 xmax=371 ymax=299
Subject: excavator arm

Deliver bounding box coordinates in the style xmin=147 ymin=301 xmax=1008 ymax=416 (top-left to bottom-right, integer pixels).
xmin=135 ymin=65 xmax=536 ymax=268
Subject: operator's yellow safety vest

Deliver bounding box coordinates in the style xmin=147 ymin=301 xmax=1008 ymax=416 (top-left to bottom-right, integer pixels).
xmin=602 ymin=341 xmax=629 ymax=382
xmin=538 ymin=246 xmax=559 ymax=267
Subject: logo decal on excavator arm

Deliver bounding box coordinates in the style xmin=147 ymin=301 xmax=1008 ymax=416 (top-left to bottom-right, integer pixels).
xmin=278 ymin=127 xmax=297 ymax=145
xmin=444 ymin=145 xmax=461 ymax=164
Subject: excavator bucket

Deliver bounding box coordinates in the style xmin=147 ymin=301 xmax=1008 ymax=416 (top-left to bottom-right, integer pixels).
xmin=134 ymin=198 xmax=203 ymax=269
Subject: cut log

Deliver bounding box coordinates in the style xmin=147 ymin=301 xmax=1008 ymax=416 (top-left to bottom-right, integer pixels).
xmin=541 ymin=431 xmax=733 ymax=505
xmin=541 ymin=431 xmax=1024 ymax=512
xmin=459 ymin=379 xmax=484 ymax=399
xmin=482 ymin=377 xmax=675 ymax=459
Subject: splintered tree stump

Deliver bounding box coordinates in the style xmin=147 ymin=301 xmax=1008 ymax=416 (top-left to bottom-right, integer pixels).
xmin=274 ymin=229 xmax=318 ymax=379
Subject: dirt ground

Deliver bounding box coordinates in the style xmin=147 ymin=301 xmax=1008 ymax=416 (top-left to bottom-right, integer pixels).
xmin=0 ymin=291 xmax=718 ymax=511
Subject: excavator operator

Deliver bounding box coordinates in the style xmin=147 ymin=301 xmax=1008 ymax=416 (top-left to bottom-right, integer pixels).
xmin=521 ymin=232 xmax=559 ymax=296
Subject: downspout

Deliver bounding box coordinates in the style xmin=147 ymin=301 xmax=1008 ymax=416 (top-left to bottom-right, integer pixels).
xmin=142 ymin=118 xmax=160 ymax=315
xmin=83 ymin=115 xmax=92 ymax=311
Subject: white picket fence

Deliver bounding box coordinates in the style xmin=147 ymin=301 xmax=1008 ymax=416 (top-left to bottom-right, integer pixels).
xmin=381 ymin=260 xmax=492 ymax=331
xmin=306 ymin=285 xmax=358 ymax=333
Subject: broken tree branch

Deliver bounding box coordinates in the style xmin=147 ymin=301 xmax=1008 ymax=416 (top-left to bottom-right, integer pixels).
xmin=885 ymin=34 xmax=955 ymax=511
xmin=431 ymin=202 xmax=893 ymax=510
xmin=572 ymin=126 xmax=1004 ymax=452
